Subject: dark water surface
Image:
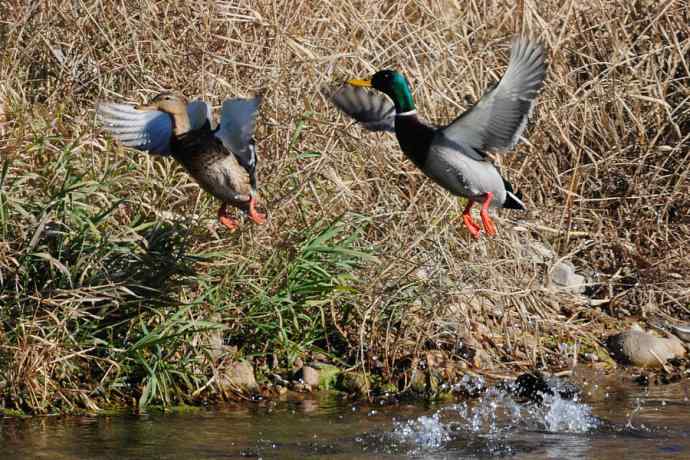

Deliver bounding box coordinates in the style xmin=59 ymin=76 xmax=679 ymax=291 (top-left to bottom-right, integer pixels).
xmin=2 ymin=379 xmax=689 ymax=459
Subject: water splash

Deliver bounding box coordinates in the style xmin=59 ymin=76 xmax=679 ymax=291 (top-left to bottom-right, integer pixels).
xmin=542 ymin=393 xmax=597 ymax=433
xmin=391 ymin=378 xmax=599 ymax=454
xmin=392 ymin=412 xmax=450 ymax=450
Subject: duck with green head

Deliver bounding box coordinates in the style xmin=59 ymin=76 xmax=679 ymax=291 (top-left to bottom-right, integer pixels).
xmin=330 ymin=38 xmax=546 ymax=238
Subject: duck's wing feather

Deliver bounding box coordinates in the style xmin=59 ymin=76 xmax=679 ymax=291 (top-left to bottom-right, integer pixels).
xmin=186 ymin=100 xmax=213 ymax=130
xmin=214 ymin=95 xmax=262 ymax=172
xmin=441 ymin=38 xmax=546 ymax=157
xmin=329 ymin=85 xmax=396 ymax=133
xmin=96 ymin=103 xmax=173 ymax=155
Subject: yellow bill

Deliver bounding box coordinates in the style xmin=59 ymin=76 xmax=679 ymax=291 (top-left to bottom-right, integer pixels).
xmin=347 ymin=78 xmax=372 ymax=87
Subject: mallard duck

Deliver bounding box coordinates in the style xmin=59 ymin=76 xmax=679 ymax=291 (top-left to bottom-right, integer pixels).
xmin=96 ymin=92 xmax=266 ymax=231
xmin=330 ymin=38 xmax=546 ymax=238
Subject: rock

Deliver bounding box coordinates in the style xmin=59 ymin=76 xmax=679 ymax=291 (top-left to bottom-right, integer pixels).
xmin=549 ymin=261 xmax=586 ymax=294
xmin=312 ymin=363 xmax=340 ymax=390
xmin=219 ymin=360 xmax=258 ymax=392
xmin=523 ymin=241 xmax=589 ymax=294
xmin=299 ymin=366 xmax=320 ymax=387
xmin=605 ymin=328 xmax=686 ymax=368
xmin=338 ymin=372 xmax=370 ymax=395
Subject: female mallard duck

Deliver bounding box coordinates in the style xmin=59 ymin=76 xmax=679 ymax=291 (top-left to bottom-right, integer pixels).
xmin=96 ymin=92 xmax=266 ymax=231
xmin=331 ymin=38 xmax=546 ymax=238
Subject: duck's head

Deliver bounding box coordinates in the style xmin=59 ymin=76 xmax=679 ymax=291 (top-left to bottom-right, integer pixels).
xmin=348 ymin=70 xmax=415 ymax=113
xmin=136 ymin=92 xmax=188 ymax=116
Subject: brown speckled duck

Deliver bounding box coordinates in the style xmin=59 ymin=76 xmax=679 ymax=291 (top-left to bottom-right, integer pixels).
xmin=96 ymin=92 xmax=266 ymax=231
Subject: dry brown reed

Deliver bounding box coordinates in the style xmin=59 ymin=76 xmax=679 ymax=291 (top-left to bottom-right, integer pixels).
xmin=0 ymin=0 xmax=688 ymax=413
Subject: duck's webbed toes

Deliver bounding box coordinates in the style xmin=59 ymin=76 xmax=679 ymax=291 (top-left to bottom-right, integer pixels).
xmin=479 ymin=210 xmax=497 ymax=236
xmin=249 ymin=210 xmax=266 ymax=225
xmin=218 ymin=204 xmax=239 ymax=232
xmin=248 ymin=196 xmax=266 ymax=225
xmin=478 ymin=192 xmax=497 ymax=237
xmin=462 ymin=214 xmax=482 ymax=239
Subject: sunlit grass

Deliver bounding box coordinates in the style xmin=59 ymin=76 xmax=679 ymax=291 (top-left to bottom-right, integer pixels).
xmin=1 ymin=0 xmax=688 ymax=413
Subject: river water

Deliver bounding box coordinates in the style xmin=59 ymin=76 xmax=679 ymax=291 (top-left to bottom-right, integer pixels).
xmin=2 ymin=375 xmax=688 ymax=459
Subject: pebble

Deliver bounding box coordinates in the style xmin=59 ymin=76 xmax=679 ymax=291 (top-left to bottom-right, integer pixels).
xmin=220 ymin=360 xmax=258 ymax=392
xmin=606 ymin=327 xmax=686 ymax=368
xmin=301 ymin=366 xmax=320 ymax=388
xmin=550 ymin=261 xmax=587 ymax=294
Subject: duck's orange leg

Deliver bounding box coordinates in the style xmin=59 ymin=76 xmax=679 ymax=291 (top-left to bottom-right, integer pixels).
xmin=462 ymin=199 xmax=481 ymax=239
xmin=247 ymin=196 xmax=266 ymax=225
xmin=479 ymin=192 xmax=497 ymax=236
xmin=218 ymin=203 xmax=239 ymax=232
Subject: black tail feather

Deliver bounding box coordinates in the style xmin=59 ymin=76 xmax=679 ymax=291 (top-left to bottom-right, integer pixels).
xmin=502 ymin=178 xmax=526 ymax=210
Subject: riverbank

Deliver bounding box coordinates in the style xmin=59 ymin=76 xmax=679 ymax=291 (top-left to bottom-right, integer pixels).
xmin=4 ymin=374 xmax=690 ymax=459
xmin=1 ymin=1 xmax=688 ymax=415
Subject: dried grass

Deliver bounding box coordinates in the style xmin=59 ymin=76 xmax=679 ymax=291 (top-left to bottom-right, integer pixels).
xmin=1 ymin=0 xmax=688 ymax=413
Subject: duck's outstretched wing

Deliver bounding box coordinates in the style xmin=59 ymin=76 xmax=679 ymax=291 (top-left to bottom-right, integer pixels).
xmin=329 ymin=85 xmax=396 ymax=133
xmin=440 ymin=38 xmax=546 ymax=158
xmin=215 ymin=95 xmax=262 ymax=174
xmin=186 ymin=100 xmax=214 ymax=130
xmin=96 ymin=103 xmax=173 ymax=155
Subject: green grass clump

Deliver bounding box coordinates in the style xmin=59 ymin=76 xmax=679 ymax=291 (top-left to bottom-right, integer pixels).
xmin=227 ymin=215 xmax=377 ymax=365
xmin=0 ymin=112 xmax=376 ymax=412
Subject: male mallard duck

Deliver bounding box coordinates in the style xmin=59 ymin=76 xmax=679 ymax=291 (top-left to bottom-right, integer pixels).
xmin=96 ymin=92 xmax=266 ymax=231
xmin=330 ymin=38 xmax=546 ymax=238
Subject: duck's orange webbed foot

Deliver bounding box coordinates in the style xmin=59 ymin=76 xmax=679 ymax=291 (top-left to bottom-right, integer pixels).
xmin=218 ymin=204 xmax=239 ymax=232
xmin=479 ymin=192 xmax=497 ymax=237
xmin=248 ymin=196 xmax=266 ymax=225
xmin=480 ymin=211 xmax=497 ymax=236
xmin=462 ymin=199 xmax=481 ymax=239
